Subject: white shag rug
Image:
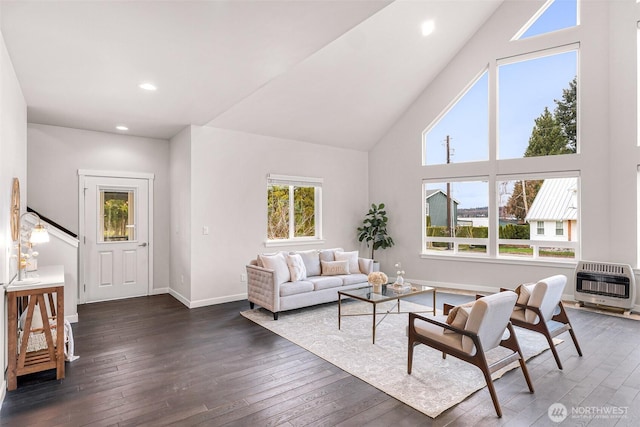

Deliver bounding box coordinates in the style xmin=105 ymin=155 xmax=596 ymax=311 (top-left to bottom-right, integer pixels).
xmin=241 ymin=300 xmax=558 ymax=418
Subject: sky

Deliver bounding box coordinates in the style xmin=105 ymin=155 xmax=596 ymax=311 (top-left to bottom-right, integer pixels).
xmin=423 ymin=0 xmax=577 ymax=211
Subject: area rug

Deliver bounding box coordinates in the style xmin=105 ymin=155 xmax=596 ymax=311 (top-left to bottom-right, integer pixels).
xmin=241 ymin=300 xmax=559 ymax=418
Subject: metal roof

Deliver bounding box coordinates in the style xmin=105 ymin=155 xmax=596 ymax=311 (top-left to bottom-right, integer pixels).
xmin=525 ymin=177 xmax=578 ymax=222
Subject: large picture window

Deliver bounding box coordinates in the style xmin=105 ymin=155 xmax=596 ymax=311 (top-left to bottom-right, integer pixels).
xmin=267 ymin=174 xmax=322 ymax=243
xmin=497 ymin=175 xmax=578 ymax=260
xmin=420 ymin=5 xmax=580 ymax=263
xmin=498 ymin=47 xmax=578 ymax=159
xmin=424 ymin=179 xmax=489 ymax=255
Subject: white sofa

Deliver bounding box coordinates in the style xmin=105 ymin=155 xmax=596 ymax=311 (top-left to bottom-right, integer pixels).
xmin=246 ymin=248 xmax=374 ymax=320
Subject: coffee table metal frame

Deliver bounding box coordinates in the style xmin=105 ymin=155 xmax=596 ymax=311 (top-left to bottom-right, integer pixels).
xmin=338 ymin=284 xmax=436 ymax=344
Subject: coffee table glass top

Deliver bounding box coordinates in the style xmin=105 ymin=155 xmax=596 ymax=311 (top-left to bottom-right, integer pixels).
xmin=338 ymin=283 xmax=435 ymax=303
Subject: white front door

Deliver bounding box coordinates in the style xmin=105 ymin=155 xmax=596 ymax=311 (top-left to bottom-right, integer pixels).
xmin=82 ymin=176 xmax=150 ymax=302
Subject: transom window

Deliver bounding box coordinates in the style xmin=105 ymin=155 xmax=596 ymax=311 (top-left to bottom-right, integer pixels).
xmin=266 ymin=174 xmax=322 ymax=244
xmin=514 ymin=0 xmax=579 ymax=41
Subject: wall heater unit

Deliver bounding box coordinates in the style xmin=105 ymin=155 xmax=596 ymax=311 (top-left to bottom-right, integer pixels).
xmin=574 ymin=260 xmax=636 ymax=314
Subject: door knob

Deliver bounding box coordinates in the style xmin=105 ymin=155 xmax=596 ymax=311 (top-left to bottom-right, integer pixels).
xmin=139 ymin=242 xmax=148 ymax=247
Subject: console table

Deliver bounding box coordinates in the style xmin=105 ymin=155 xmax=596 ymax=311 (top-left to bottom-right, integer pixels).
xmin=6 ymin=265 xmax=65 ymax=390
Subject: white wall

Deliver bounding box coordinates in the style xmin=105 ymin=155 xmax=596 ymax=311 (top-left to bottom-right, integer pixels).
xmin=177 ymin=125 xmax=369 ymax=307
xmin=27 ymin=124 xmax=171 ymax=292
xmin=0 ymin=21 xmax=27 ymax=405
xmin=169 ymin=126 xmax=192 ymax=304
xmin=369 ymin=1 xmax=625 ymax=298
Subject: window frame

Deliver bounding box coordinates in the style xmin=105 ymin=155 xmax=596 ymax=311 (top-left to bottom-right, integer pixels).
xmin=265 ymin=174 xmax=323 ymax=247
xmin=420 ymin=44 xmax=582 ymax=265
xmin=537 ymin=221 xmax=545 ymax=235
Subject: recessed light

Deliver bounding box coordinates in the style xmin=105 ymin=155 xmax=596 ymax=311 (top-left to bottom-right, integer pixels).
xmin=116 ymin=125 xmax=129 ymax=131
xmin=139 ymin=82 xmax=157 ymax=91
xmin=421 ymin=20 xmax=435 ymax=37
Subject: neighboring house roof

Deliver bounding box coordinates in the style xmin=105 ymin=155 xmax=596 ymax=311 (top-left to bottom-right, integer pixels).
xmin=425 ymin=189 xmax=460 ymax=205
xmin=525 ymin=177 xmax=578 ymax=222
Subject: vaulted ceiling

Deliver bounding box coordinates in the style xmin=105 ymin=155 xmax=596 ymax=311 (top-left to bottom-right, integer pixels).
xmin=1 ymin=0 xmax=503 ymax=151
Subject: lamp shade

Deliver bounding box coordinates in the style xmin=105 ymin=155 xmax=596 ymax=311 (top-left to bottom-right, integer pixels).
xmin=29 ymin=223 xmax=50 ymax=244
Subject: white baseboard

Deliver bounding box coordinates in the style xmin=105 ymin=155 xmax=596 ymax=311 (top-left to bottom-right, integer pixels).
xmin=65 ymin=314 xmax=79 ymax=323
xmin=189 ymin=293 xmax=247 ymax=309
xmin=151 ymin=287 xmax=170 ymax=295
xmin=168 ymin=288 xmax=190 ymax=308
xmin=166 ymin=287 xmax=247 ymax=309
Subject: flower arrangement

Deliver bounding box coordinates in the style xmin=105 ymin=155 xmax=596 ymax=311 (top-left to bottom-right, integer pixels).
xmin=367 ymin=271 xmax=388 ymax=286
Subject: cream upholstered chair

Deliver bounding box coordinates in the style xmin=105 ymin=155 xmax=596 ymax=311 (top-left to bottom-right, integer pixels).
xmin=408 ymin=291 xmax=534 ymax=418
xmin=502 ymin=274 xmax=582 ymax=370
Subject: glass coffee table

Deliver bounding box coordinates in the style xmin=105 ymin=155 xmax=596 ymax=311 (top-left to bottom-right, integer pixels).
xmin=338 ymin=284 xmax=436 ymax=344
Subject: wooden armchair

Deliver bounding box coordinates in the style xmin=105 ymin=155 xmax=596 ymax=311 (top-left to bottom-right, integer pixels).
xmin=501 ymin=274 xmax=582 ymax=370
xmin=408 ymin=291 xmax=534 ymax=418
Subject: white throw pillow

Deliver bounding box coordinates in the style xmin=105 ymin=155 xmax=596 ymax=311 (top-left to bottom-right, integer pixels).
xmin=259 ymin=252 xmax=291 ymax=285
xmin=321 ymin=260 xmax=350 ymax=276
xmin=295 ymin=249 xmax=321 ymax=277
xmin=335 ymin=250 xmax=359 ymax=274
xmin=286 ymin=254 xmax=307 ymax=282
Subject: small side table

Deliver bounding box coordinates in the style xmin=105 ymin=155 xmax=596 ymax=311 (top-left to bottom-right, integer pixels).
xmin=6 ymin=265 xmax=65 ymax=391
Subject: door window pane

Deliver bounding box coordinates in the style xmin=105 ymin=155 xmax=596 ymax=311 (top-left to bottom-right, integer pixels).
xmin=100 ymin=190 xmax=135 ymax=242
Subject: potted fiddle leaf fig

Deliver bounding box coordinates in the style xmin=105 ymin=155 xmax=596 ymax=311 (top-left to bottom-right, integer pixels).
xmin=357 ymin=203 xmax=394 ymax=261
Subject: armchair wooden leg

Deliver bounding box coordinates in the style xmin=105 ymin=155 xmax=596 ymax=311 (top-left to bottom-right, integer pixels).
xmin=569 ymin=328 xmax=583 ymax=357
xmin=408 ymin=342 xmax=414 ymax=374
xmin=480 ymin=368 xmax=503 ymax=418
xmin=249 ymin=302 xmax=254 ymax=309
xmin=518 ymin=357 xmax=535 ymax=393
xmin=545 ymin=333 xmax=563 ymax=370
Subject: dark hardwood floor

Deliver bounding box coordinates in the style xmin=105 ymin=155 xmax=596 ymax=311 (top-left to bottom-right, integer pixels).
xmin=1 ymin=292 xmax=639 ymax=426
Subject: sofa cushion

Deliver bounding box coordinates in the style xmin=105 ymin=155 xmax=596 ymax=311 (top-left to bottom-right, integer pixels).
xmin=319 ymin=248 xmax=343 ymax=263
xmin=280 ymin=281 xmax=314 ymax=297
xmin=341 ymin=273 xmax=368 ymax=286
xmin=258 ymin=252 xmax=290 ymax=285
xmin=295 ymin=249 xmax=321 ymax=277
xmin=321 ymin=260 xmax=349 ymax=276
xmin=335 ymin=250 xmax=359 ymax=274
xmin=308 ymin=276 xmax=343 ymax=291
xmin=286 ymin=253 xmax=307 ymax=282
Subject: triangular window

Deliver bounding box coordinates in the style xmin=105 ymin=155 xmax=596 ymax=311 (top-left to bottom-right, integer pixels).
xmin=423 ymin=70 xmax=488 ymax=165
xmin=514 ymin=0 xmax=578 ymax=40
